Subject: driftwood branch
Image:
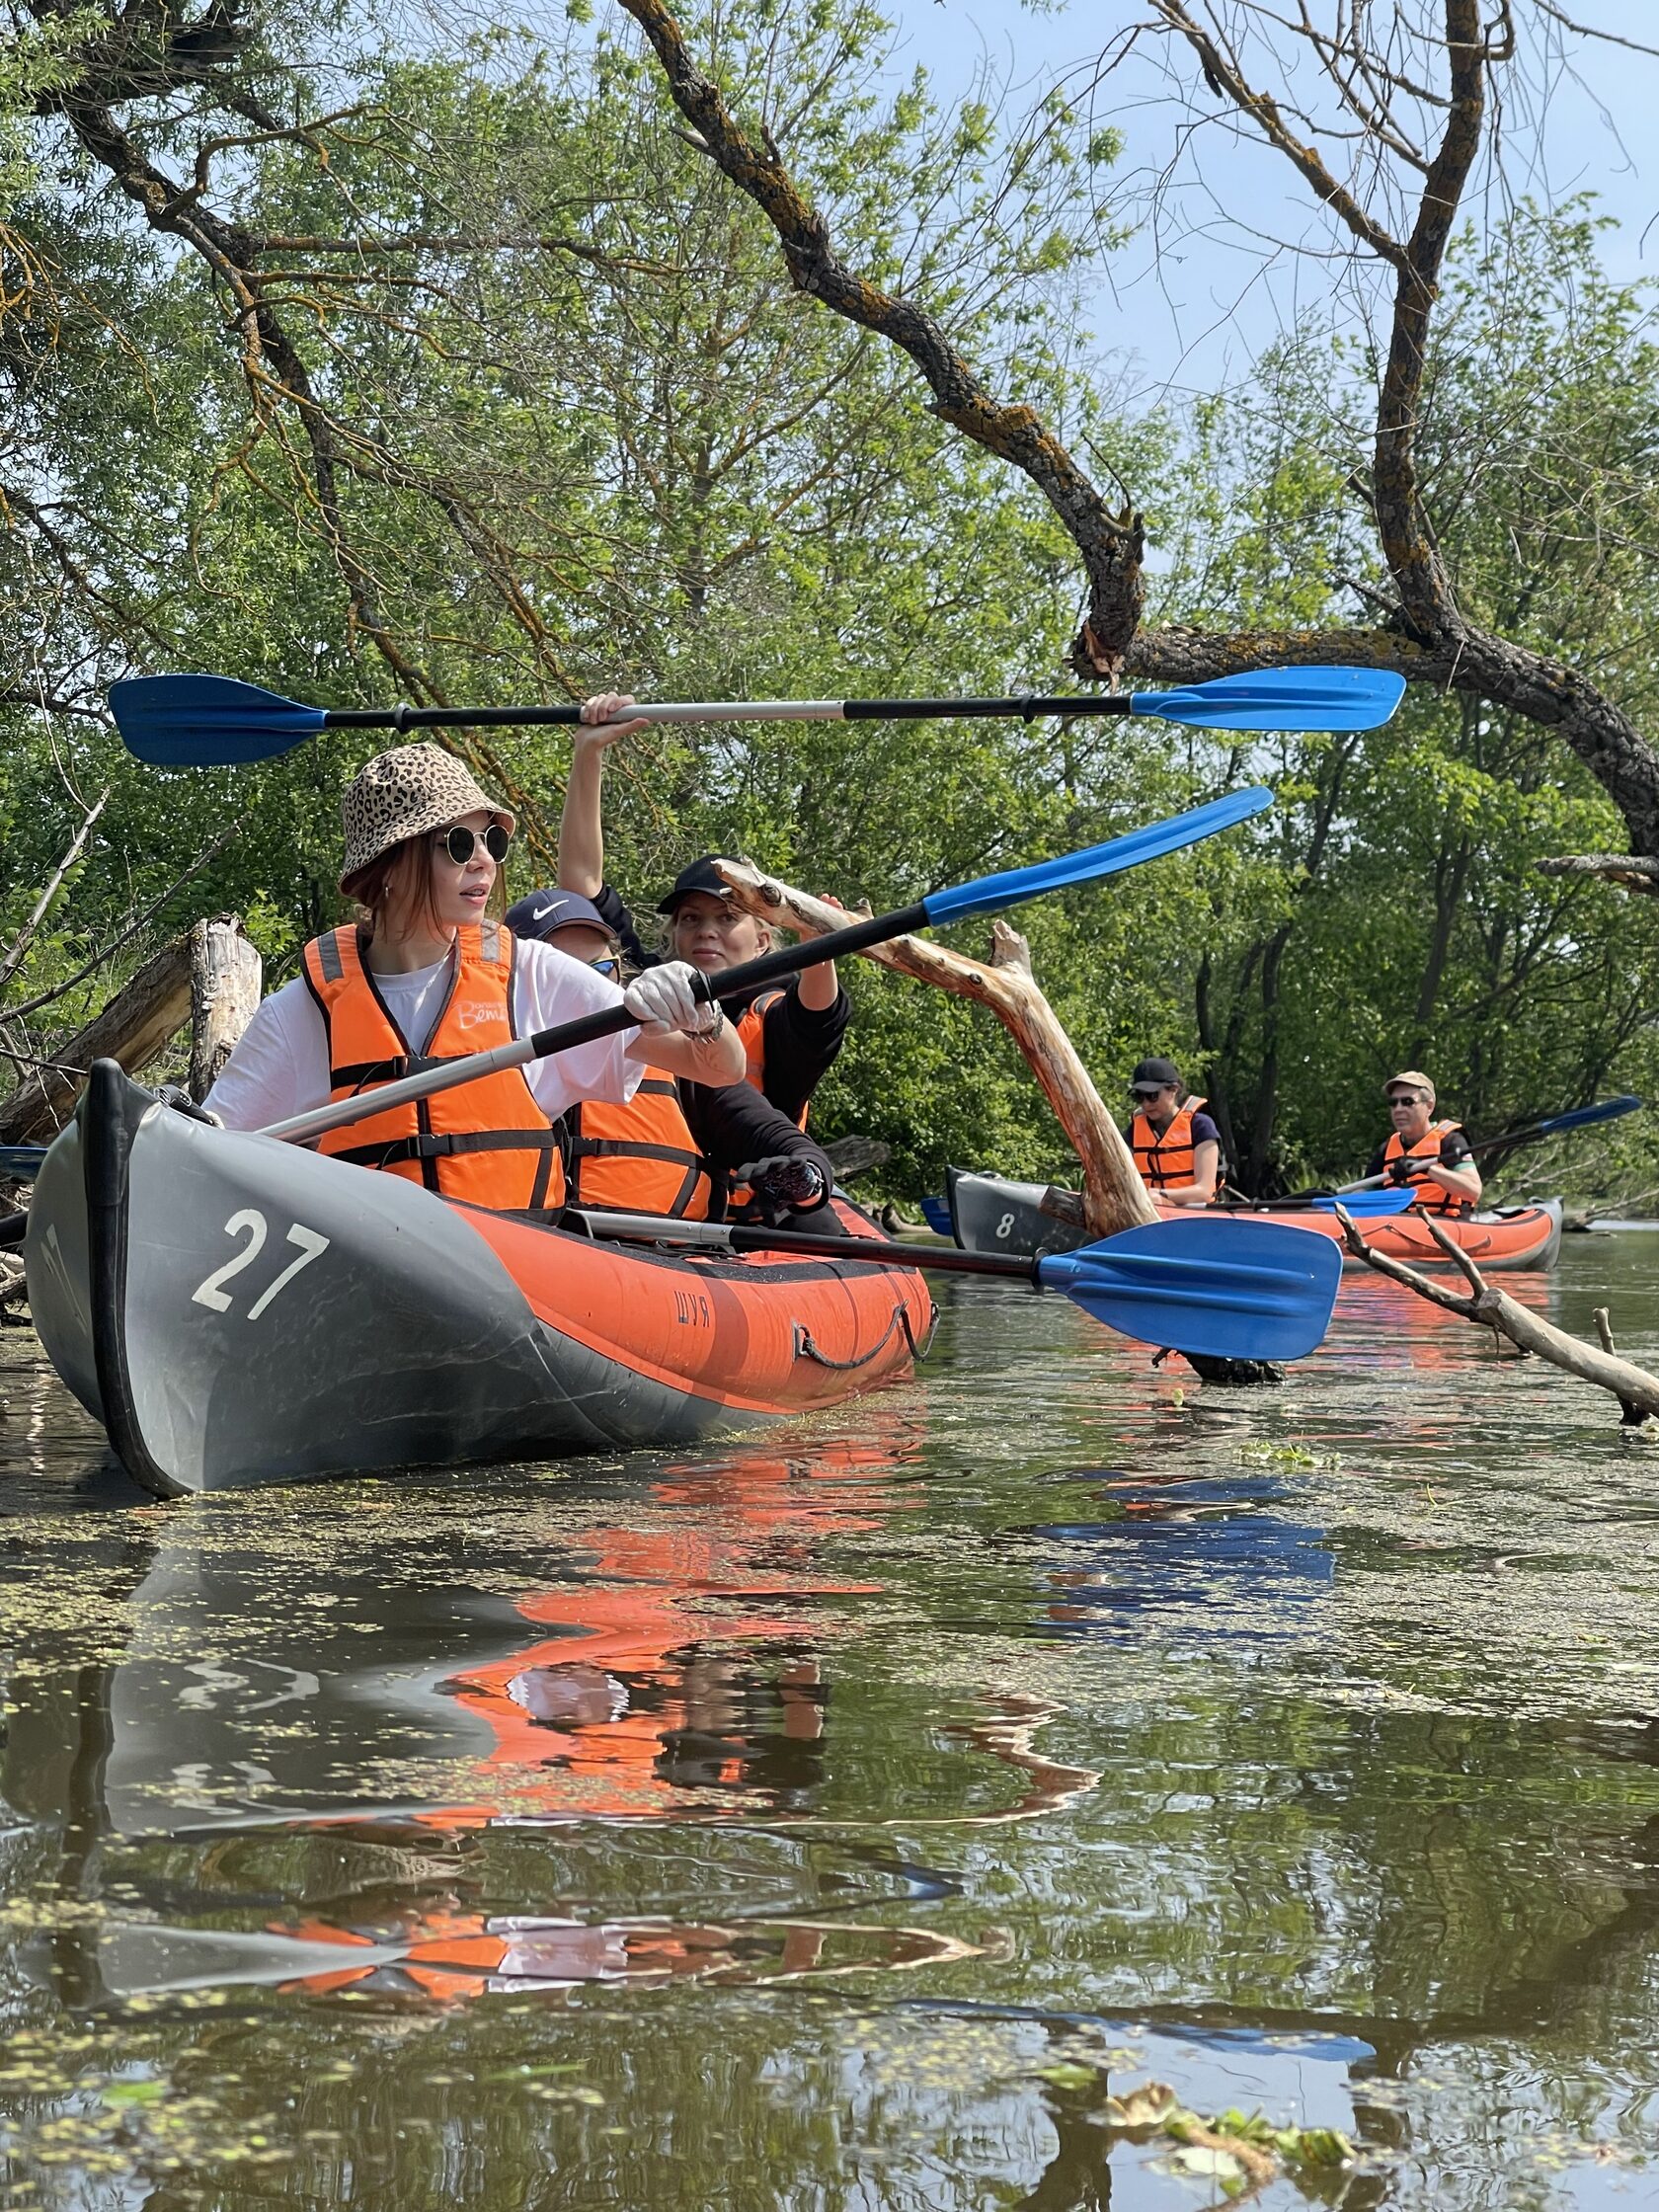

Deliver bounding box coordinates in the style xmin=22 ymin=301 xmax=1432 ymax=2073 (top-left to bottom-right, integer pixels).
xmin=713 ymin=860 xmax=1155 ymax=1238
xmin=1334 ymin=1205 xmax=1659 ymax=1424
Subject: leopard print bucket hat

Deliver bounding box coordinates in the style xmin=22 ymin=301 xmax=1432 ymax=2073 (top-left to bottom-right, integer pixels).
xmin=339 ymin=743 xmax=514 ymax=890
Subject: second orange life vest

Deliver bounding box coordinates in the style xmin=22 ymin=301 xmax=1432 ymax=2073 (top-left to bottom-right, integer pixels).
xmin=737 ymin=990 xmax=809 ymax=1132
xmin=300 ymin=920 xmax=564 ymax=1214
xmin=565 ymin=1071 xmax=714 ymax=1221
xmin=1130 ymin=1095 xmax=1212 ymax=1191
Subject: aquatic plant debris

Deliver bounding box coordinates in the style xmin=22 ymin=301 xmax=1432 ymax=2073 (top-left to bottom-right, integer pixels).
xmin=1084 ymin=2078 xmax=1352 ymax=2197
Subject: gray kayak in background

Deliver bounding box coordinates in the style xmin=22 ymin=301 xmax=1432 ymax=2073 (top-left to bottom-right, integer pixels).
xmin=24 ymin=1063 xmax=930 ymax=1498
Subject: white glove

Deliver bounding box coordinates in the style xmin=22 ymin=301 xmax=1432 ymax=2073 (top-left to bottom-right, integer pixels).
xmin=623 ymin=960 xmax=720 ymax=1038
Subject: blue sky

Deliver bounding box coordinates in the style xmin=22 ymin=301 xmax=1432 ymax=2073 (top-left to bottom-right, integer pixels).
xmin=872 ymin=0 xmax=1659 ymax=402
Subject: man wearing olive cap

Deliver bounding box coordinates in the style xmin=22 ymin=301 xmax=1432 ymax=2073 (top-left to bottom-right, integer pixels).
xmin=1364 ymin=1070 xmax=1482 ymax=1215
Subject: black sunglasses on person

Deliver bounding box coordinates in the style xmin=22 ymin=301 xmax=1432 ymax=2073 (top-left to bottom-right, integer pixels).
xmin=435 ymin=822 xmax=513 ymax=866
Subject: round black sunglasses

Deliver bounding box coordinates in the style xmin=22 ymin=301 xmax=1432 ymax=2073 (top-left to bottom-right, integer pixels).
xmin=436 ymin=822 xmax=512 ymax=866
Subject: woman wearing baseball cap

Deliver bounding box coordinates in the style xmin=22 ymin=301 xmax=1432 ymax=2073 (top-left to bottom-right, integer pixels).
xmin=502 ymin=886 xmax=838 ymax=1229
xmin=205 ymin=743 xmax=747 ymax=1217
xmin=550 ymin=694 xmax=849 ymax=1129
xmin=1125 ymin=1059 xmax=1223 ymax=1207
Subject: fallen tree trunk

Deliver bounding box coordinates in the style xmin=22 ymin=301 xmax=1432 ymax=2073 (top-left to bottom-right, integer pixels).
xmin=713 ymin=860 xmax=1155 ymax=1238
xmin=0 ymin=935 xmax=194 ymax=1145
xmin=1334 ymin=1204 xmax=1659 ymax=1425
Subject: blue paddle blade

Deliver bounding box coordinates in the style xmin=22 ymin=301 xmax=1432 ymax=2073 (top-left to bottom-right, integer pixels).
xmin=1303 ymin=1188 xmax=1418 ymax=1217
xmin=923 ymin=787 xmax=1273 ymax=925
xmin=1038 ymin=1217 xmax=1343 ymax=1362
xmin=1130 ymin=667 xmax=1406 ymax=733
xmin=1530 ymin=1094 xmax=1642 ymax=1137
xmin=111 ymin=674 xmax=328 ymax=764
xmin=0 ymin=1146 xmax=44 ymax=1180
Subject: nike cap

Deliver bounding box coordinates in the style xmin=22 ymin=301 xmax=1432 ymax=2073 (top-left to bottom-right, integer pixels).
xmin=505 ymin=888 xmax=612 ymax=941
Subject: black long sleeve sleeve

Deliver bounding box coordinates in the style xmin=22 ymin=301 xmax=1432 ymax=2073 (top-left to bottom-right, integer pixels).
xmin=751 ymin=982 xmax=850 ymax=1125
xmin=679 ymin=1080 xmax=834 ymax=1222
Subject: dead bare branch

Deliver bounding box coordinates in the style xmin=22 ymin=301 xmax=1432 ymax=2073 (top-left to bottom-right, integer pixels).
xmin=0 ymin=789 xmax=109 ymax=998
xmin=614 ymin=0 xmax=1147 ymax=678
xmin=1537 ymin=854 xmax=1659 ymax=895
xmin=1334 ymin=1204 xmax=1659 ymax=1421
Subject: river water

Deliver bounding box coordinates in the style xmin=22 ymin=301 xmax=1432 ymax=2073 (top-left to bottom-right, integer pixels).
xmin=2 ymin=1233 xmax=1658 ymax=2207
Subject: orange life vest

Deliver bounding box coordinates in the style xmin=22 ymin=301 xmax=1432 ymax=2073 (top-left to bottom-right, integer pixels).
xmin=737 ymin=990 xmax=809 ymax=1131
xmin=1130 ymin=1094 xmax=1212 ymax=1191
xmin=1382 ymin=1118 xmax=1473 ymax=1216
xmin=300 ymin=920 xmax=565 ymax=1214
xmin=564 ymin=1070 xmax=714 ymax=1221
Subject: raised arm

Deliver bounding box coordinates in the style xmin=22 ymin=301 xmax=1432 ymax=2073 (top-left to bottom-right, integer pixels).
xmin=558 ymin=692 xmax=650 ymax=898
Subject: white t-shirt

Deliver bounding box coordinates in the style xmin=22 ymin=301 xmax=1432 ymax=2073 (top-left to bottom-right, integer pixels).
xmin=205 ymin=934 xmax=641 ymax=1133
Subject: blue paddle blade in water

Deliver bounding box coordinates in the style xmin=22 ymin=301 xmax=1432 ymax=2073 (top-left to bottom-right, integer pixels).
xmin=1131 ymin=667 xmax=1406 ymax=733
xmin=112 ymin=674 xmax=329 ymax=764
xmin=1039 ymin=1217 xmax=1343 ymax=1362
xmin=923 ymin=787 xmax=1273 ymax=925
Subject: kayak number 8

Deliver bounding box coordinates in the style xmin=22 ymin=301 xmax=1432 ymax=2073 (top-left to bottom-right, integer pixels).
xmin=995 ymin=1213 xmax=1015 ymax=1239
xmin=191 ymin=1209 xmax=331 ymax=1320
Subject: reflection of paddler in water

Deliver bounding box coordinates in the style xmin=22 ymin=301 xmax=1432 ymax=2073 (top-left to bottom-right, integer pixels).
xmin=430 ymin=1445 xmax=894 ymax=1825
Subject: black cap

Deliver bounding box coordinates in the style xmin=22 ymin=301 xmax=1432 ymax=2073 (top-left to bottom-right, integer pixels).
xmin=505 ymin=888 xmax=613 ymax=941
xmin=657 ymin=854 xmax=738 ymax=914
xmin=1129 ymin=1056 xmax=1182 ymax=1094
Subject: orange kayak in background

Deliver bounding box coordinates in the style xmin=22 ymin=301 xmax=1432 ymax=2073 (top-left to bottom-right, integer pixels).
xmin=946 ymin=1168 xmax=1563 ymax=1273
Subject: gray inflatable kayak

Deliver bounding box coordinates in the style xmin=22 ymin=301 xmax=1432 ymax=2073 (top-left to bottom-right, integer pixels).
xmin=25 ymin=1063 xmax=932 ymax=1497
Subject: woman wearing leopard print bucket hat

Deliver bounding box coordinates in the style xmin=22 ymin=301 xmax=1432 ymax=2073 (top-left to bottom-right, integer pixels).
xmin=205 ymin=741 xmax=747 ymax=1215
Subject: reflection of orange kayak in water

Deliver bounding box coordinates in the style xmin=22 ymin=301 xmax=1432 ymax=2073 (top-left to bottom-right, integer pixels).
xmin=422 ymin=1444 xmax=895 ymax=1827
xmin=412 ymin=1437 xmax=1095 ymax=1834
xmin=269 ymin=1907 xmax=980 ymax=2000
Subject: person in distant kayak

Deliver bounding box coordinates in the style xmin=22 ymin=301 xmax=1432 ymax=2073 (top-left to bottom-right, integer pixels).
xmin=206 ymin=743 xmax=748 ymax=1216
xmin=552 ymin=692 xmax=850 ymax=1127
xmin=503 ymin=887 xmax=838 ymax=1228
xmin=1125 ymin=1058 xmax=1222 ymax=1207
xmin=1365 ymin=1070 xmax=1481 ymax=1216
